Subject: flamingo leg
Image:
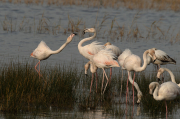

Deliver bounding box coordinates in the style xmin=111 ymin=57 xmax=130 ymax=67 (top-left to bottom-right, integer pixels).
xmin=96 ymin=72 xmax=98 ymax=93
xmin=132 ymin=72 xmax=136 ymax=106
xmin=165 ymin=100 xmax=168 ymax=119
xmin=102 ymin=68 xmax=110 ymax=94
xmin=109 ymin=68 xmax=112 ymax=85
xmin=126 ymin=72 xmax=129 ymax=116
xmin=35 ymin=61 xmax=40 ymax=75
xmin=90 ymin=73 xmax=94 ymax=93
xmin=120 ymin=69 xmax=123 ymax=99
xmin=35 ymin=61 xmax=47 ymax=84
xmin=101 ymin=70 xmax=105 ymax=94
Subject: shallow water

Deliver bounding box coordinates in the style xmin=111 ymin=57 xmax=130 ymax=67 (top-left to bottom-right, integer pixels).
xmin=1 ymin=2 xmax=180 ymax=119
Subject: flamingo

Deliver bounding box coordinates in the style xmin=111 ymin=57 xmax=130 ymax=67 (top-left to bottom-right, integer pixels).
xmin=104 ymin=42 xmax=122 ymax=84
xmin=118 ymin=49 xmax=132 ymax=100
xmin=147 ymin=48 xmax=176 ymax=69
xmin=91 ymin=48 xmax=120 ymax=94
xmin=123 ymin=48 xmax=156 ymax=105
xmin=30 ymin=33 xmax=76 ymax=82
xmin=149 ymin=81 xmax=180 ymax=119
xmin=157 ymin=67 xmax=180 ymax=87
xmin=78 ymin=28 xmax=103 ymax=93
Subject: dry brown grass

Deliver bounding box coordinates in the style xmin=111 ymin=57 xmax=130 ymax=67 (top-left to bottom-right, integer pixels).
xmin=1 ymin=0 xmax=180 ymax=11
xmin=1 ymin=13 xmax=180 ymax=44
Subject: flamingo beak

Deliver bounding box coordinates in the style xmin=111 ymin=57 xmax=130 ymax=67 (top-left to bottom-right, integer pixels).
xmin=73 ymin=33 xmax=77 ymax=35
xmin=157 ymin=78 xmax=161 ymax=82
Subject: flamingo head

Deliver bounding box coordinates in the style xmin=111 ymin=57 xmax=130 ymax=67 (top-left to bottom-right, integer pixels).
xmin=137 ymin=91 xmax=143 ymax=104
xmin=149 ymin=82 xmax=157 ymax=95
xmin=30 ymin=52 xmax=34 ymax=57
xmin=67 ymin=33 xmax=77 ymax=43
xmin=104 ymin=42 xmax=111 ymax=46
xmin=82 ymin=28 xmax=96 ymax=35
xmin=84 ymin=62 xmax=90 ymax=75
xmin=148 ymin=49 xmax=156 ymax=62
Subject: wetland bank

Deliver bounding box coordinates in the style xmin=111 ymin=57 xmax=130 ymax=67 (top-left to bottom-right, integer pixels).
xmin=0 ymin=0 xmax=180 ymax=119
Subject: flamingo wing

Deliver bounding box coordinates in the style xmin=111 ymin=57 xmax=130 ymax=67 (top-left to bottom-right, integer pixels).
xmin=92 ymin=49 xmax=119 ymax=68
xmin=82 ymin=41 xmax=104 ymax=59
xmin=155 ymin=50 xmax=176 ymax=64
xmin=105 ymin=44 xmax=122 ymax=57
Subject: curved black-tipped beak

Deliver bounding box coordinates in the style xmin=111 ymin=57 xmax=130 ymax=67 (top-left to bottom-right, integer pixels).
xmin=82 ymin=30 xmax=85 ymax=35
xmin=157 ymin=78 xmax=161 ymax=82
xmin=73 ymin=33 xmax=78 ymax=35
xmin=153 ymin=59 xmax=157 ymax=63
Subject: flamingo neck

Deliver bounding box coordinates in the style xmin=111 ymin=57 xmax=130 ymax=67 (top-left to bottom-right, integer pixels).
xmin=153 ymin=82 xmax=164 ymax=101
xmin=134 ymin=50 xmax=149 ymax=72
xmin=128 ymin=71 xmax=141 ymax=93
xmin=50 ymin=41 xmax=69 ymax=55
xmin=163 ymin=68 xmax=176 ymax=84
xmin=78 ymin=31 xmax=96 ymax=51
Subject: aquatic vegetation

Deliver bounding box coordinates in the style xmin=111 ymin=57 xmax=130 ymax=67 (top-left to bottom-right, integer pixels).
xmin=2 ymin=13 xmax=180 ymax=44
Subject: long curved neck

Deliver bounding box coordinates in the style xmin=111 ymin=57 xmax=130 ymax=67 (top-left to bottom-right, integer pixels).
xmin=134 ymin=50 xmax=149 ymax=72
xmin=128 ymin=71 xmax=141 ymax=92
xmin=163 ymin=68 xmax=176 ymax=84
xmin=78 ymin=31 xmax=96 ymax=50
xmin=50 ymin=41 xmax=69 ymax=54
xmin=153 ymin=82 xmax=164 ymax=101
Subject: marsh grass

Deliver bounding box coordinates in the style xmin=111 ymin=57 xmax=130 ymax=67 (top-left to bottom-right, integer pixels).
xmin=0 ymin=61 xmax=80 ymax=113
xmin=0 ymin=60 xmax=180 ymax=118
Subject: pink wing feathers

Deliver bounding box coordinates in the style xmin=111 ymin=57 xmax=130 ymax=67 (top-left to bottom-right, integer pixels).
xmin=92 ymin=49 xmax=120 ymax=68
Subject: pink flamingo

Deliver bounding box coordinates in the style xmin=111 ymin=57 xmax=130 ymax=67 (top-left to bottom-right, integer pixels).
xmin=104 ymin=42 xmax=121 ymax=84
xmin=91 ymin=48 xmax=120 ymax=94
xmin=78 ymin=28 xmax=103 ymax=93
xmin=149 ymin=81 xmax=180 ymax=119
xmin=123 ymin=48 xmax=156 ymax=105
xmin=30 ymin=33 xmax=76 ymax=82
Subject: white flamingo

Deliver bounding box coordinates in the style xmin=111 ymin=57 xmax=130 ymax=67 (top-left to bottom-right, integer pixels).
xmin=118 ymin=49 xmax=132 ymax=98
xmin=149 ymin=81 xmax=180 ymax=119
xmin=123 ymin=48 xmax=156 ymax=105
xmin=157 ymin=67 xmax=180 ymax=87
xmin=30 ymin=33 xmax=76 ymax=82
xmin=104 ymin=42 xmax=122 ymax=83
xmin=91 ymin=48 xmax=120 ymax=94
xmin=78 ymin=28 xmax=103 ymax=93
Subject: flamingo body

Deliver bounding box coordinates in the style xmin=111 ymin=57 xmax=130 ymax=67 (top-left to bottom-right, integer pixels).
xmin=147 ymin=48 xmax=176 ymax=65
xmin=79 ymin=41 xmax=103 ymax=60
xmin=149 ymin=82 xmax=180 ymax=101
xmin=31 ymin=41 xmax=52 ymax=60
xmin=92 ymin=49 xmax=119 ymax=69
xmin=118 ymin=49 xmax=132 ymax=69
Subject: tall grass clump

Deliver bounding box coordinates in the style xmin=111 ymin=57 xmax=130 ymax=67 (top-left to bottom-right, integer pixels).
xmin=0 ymin=61 xmax=81 ymax=113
